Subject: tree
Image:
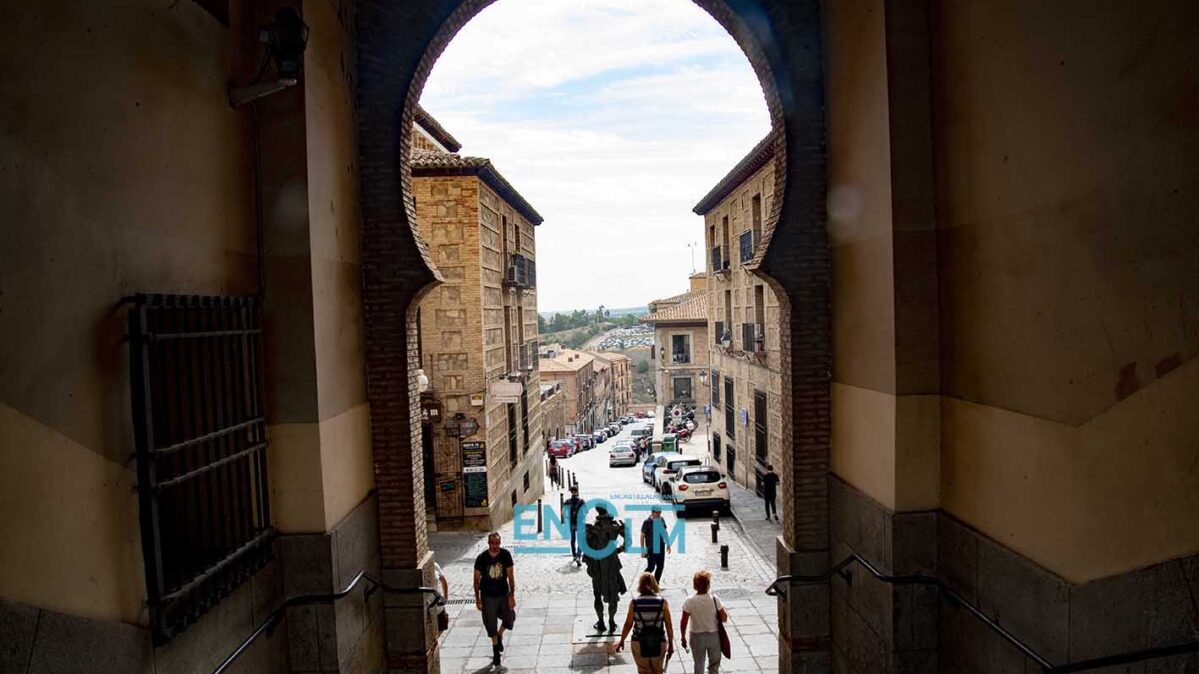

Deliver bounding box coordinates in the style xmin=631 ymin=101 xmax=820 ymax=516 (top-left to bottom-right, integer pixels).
xmin=636 ymin=360 xmax=649 ymax=374
xmin=537 ymin=313 xmax=547 ymax=333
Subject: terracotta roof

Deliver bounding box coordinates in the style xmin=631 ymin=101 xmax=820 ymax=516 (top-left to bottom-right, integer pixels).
xmin=647 ymin=290 xmax=692 ymax=311
xmin=594 ymin=351 xmax=631 ymax=362
xmin=692 ymin=130 xmax=780 ymax=215
xmin=538 ymin=349 xmax=595 ymax=372
xmin=414 ymin=105 xmax=462 ymax=152
xmin=411 ymin=149 xmax=544 ymax=226
xmin=641 ymin=291 xmax=708 ymax=325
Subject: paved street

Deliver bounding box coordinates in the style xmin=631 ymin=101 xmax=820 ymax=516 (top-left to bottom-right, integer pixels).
xmin=430 ymin=423 xmax=781 ymax=673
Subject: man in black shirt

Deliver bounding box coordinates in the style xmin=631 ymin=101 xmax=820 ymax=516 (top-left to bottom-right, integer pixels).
xmin=474 ymin=532 xmax=516 ymax=666
xmin=762 ymin=464 xmax=780 ymax=521
xmin=563 ymin=484 xmax=586 ymax=566
xmin=640 ymin=507 xmax=671 ymax=582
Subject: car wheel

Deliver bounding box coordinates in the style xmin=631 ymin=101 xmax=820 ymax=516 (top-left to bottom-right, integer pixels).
xmin=721 ymin=503 xmax=732 ymax=517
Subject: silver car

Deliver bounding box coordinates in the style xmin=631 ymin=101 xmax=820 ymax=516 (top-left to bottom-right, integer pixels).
xmin=608 ymin=441 xmax=638 ymax=467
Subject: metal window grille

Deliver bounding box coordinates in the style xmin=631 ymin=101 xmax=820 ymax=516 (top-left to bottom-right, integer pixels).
xmin=724 ymin=378 xmax=735 ymax=439
xmin=712 ymin=371 xmax=720 ymax=405
xmin=520 ymin=392 xmax=530 ymax=456
xmin=508 ymin=404 xmax=519 ymax=466
xmin=128 ymin=294 xmax=273 ymax=645
xmin=711 ymin=245 xmax=724 ymax=272
xmin=712 ymin=433 xmax=722 ymax=462
xmin=754 ymin=390 xmax=768 ymax=462
xmin=739 ymin=230 xmax=754 ymax=264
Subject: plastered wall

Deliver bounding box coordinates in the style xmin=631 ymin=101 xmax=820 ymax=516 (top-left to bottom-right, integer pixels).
xmin=0 ymin=0 xmax=257 ymax=623
xmin=933 ymin=0 xmax=1199 ymax=583
xmin=826 ymin=0 xmax=1199 ymax=583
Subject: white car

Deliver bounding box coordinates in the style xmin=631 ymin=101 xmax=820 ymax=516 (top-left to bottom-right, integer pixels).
xmin=654 ymin=456 xmax=703 ymax=494
xmin=608 ymin=442 xmax=638 ymax=467
xmin=667 ymin=466 xmax=731 ymax=515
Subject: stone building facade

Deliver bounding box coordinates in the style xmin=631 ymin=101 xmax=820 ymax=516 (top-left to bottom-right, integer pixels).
xmin=593 ymin=352 xmax=632 ymax=419
xmin=695 ymin=134 xmax=785 ymax=493
xmin=411 ymin=121 xmax=545 ymax=532
xmin=538 ymin=349 xmax=596 ymax=434
xmin=539 ymin=381 xmax=566 ymax=443
xmin=642 ymin=290 xmax=711 ymax=412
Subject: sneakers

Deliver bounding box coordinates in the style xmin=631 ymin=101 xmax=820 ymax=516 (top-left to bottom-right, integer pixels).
xmin=593 ymin=620 xmax=607 ymax=633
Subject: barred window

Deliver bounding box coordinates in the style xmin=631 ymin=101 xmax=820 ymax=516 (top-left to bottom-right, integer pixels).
xmin=754 ymin=390 xmax=768 ymax=462
xmin=129 ymin=295 xmax=272 ymax=644
xmin=724 ymin=377 xmax=735 ymax=439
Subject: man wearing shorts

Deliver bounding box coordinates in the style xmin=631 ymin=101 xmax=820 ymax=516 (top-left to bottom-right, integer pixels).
xmin=474 ymin=532 xmax=516 ymax=666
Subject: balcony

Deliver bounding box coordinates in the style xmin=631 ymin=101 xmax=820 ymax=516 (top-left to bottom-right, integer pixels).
xmin=671 ymin=351 xmax=691 ymax=364
xmin=714 ymin=321 xmax=729 ymax=347
xmin=505 ymin=253 xmax=534 ymax=289
xmin=741 ymin=322 xmax=764 ymax=353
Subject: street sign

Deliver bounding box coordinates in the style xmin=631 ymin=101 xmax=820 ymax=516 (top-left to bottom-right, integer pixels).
xmin=489 ymin=379 xmax=523 ymax=404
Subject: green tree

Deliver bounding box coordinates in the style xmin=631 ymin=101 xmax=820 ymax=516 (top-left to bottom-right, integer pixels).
xmin=636 ymin=360 xmax=649 ymax=374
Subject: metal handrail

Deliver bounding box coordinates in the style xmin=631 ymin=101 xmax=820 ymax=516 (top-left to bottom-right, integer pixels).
xmin=765 ymin=553 xmax=1199 ymax=673
xmin=213 ymin=570 xmax=444 ymax=674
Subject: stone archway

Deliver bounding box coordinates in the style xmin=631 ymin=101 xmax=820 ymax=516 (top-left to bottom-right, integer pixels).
xmin=354 ymin=1 xmax=831 ymax=671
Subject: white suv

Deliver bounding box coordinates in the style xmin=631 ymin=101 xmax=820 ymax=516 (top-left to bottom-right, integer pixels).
xmin=667 ymin=466 xmax=731 ymax=515
xmin=654 ymin=456 xmax=702 ymax=494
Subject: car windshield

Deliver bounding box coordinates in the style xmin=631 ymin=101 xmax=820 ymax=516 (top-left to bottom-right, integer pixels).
xmin=682 ymin=471 xmax=721 ymax=484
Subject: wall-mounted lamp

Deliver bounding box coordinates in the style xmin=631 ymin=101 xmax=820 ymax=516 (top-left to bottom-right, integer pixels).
xmin=228 ymin=7 xmax=310 ymax=107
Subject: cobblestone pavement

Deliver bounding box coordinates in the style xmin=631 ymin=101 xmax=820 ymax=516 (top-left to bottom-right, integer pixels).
xmin=430 ymin=424 xmax=781 ymax=673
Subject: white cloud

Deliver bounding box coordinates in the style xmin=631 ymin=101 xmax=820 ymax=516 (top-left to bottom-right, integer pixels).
xmin=419 ymin=0 xmax=771 ymax=311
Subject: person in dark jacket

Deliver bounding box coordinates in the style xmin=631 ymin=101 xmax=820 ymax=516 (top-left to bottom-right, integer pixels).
xmin=584 ymin=506 xmax=627 ymax=633
xmin=762 ymin=464 xmax=780 ymax=521
xmin=563 ymin=484 xmax=586 ymax=566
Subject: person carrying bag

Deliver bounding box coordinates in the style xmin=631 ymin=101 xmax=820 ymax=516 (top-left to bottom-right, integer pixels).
xmin=680 ymin=570 xmax=730 ymax=673
xmin=616 ymin=572 xmax=675 ymax=674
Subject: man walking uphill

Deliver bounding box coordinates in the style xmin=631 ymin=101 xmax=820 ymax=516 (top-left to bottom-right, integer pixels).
xmin=563 ymin=484 xmax=586 ymax=566
xmin=640 ymin=507 xmax=671 ymax=582
xmin=474 ymin=532 xmax=517 ymax=667
xmin=762 ymin=464 xmax=780 ymax=521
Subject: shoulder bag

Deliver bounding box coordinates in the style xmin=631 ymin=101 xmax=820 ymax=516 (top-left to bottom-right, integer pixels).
xmin=715 ymin=595 xmax=731 ymax=658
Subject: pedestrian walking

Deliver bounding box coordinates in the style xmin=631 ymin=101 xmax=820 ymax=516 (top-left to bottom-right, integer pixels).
xmin=762 ymin=464 xmax=780 ymax=521
xmin=680 ymin=570 xmax=729 ymax=674
xmin=640 ymin=507 xmax=671 ymax=582
xmin=473 ymin=532 xmax=516 ymax=667
xmin=548 ymin=454 xmax=559 ymax=487
xmin=615 ymin=572 xmax=676 ymax=674
xmin=563 ymin=484 xmax=586 ymax=566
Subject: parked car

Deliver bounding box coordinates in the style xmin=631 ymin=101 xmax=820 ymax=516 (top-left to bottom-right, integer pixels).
xmin=547 ymin=439 xmax=574 ymax=459
xmin=593 ymin=430 xmax=607 ymax=444
xmin=629 ymin=424 xmax=653 ymax=445
xmin=574 ymin=434 xmax=594 ymax=450
xmin=667 ymin=466 xmax=731 ymax=515
xmin=608 ymin=423 xmax=622 ymax=435
xmin=608 ymin=441 xmax=638 ymax=467
xmin=642 ymin=452 xmax=681 ymax=485
xmin=654 ymin=456 xmax=703 ymax=494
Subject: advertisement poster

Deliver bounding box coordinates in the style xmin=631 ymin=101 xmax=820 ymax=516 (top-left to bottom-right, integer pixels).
xmin=462 ymin=441 xmax=488 ymax=507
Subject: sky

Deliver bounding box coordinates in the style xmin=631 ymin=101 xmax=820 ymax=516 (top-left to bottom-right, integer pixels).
xmin=419 ymin=0 xmax=771 ymax=314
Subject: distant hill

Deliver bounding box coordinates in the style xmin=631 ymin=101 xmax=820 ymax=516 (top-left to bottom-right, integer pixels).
xmin=539 ymin=305 xmax=647 ymax=318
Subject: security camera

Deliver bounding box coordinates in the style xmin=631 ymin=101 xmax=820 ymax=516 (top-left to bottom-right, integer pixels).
xmin=228 ymin=7 xmax=309 ymax=107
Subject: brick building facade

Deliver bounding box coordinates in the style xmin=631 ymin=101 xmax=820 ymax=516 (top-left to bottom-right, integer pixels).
xmin=538 ymin=349 xmax=596 ymax=435
xmin=695 ymin=133 xmax=785 ymax=493
xmin=412 ymin=113 xmax=545 ymax=531
xmin=642 ymin=285 xmax=711 ymax=412
xmin=593 ymin=352 xmax=632 ymax=419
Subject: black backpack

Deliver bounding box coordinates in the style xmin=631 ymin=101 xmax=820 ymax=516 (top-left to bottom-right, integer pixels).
xmin=636 ymin=598 xmax=666 ymax=657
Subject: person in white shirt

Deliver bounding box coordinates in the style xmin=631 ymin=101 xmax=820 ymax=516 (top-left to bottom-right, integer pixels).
xmin=679 ymin=570 xmax=729 ymax=674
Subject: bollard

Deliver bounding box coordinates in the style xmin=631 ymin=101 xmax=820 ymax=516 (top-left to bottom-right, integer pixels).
xmin=720 ymin=544 xmax=729 ymax=569
xmin=537 ymin=498 xmax=543 ymax=534
xmin=559 ymin=492 xmax=565 ymax=512
xmin=711 ymin=522 xmax=719 ymax=543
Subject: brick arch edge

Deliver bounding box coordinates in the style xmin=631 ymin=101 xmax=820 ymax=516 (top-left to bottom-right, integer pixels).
xmin=353 ymin=0 xmax=830 ymax=671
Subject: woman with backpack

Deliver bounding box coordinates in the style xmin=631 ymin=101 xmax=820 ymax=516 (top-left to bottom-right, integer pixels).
xmin=680 ymin=570 xmax=730 ymax=673
xmin=615 ymin=572 xmax=675 ymax=673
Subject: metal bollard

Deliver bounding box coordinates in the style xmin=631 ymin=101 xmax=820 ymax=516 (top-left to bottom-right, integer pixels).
xmin=559 ymin=492 xmax=565 ymax=512
xmin=711 ymin=510 xmax=721 ymax=543
xmin=537 ymin=498 xmax=543 ymax=534
xmin=720 ymin=544 xmax=729 ymax=569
